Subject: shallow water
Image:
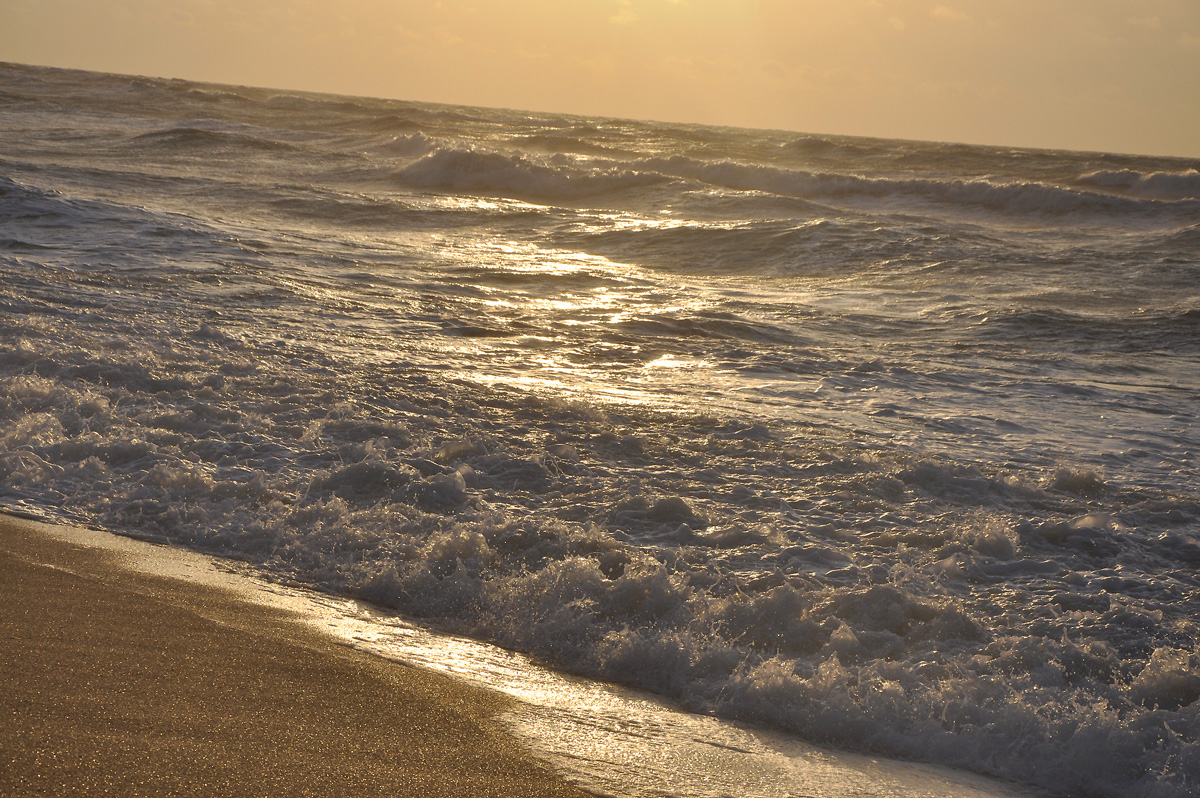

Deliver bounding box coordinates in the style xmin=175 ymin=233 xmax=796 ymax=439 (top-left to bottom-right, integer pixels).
xmin=2 ymin=61 xmax=1198 ymax=797
xmin=35 ymin=517 xmax=1036 ymax=798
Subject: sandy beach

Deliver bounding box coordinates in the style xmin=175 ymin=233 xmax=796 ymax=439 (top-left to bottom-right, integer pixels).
xmin=0 ymin=513 xmax=592 ymax=797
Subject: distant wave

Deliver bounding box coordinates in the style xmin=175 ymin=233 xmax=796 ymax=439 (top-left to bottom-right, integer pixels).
xmin=375 ymin=132 xmax=437 ymax=156
xmin=505 ymin=132 xmax=626 ymax=157
xmin=393 ymin=145 xmax=1199 ymax=218
xmin=129 ymin=125 xmax=298 ymax=153
xmin=779 ymin=135 xmax=889 ymax=162
xmin=636 ymin=154 xmax=1199 ymax=217
xmin=564 ymin=217 xmax=963 ymax=276
xmin=393 ymin=147 xmax=672 ymax=199
xmin=781 ymin=135 xmax=844 ymax=155
xmin=1077 ymin=168 xmax=1200 ymax=200
xmin=348 ymin=103 xmax=487 ymax=134
xmin=263 ymin=93 xmax=372 ymax=116
xmin=353 ymin=113 xmax=424 ymax=134
xmin=266 ymin=185 xmax=548 ymax=229
xmin=175 ymin=87 xmax=258 ymax=106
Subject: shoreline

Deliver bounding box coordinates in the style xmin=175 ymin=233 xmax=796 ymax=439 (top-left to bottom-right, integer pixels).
xmin=0 ymin=513 xmax=592 ymax=797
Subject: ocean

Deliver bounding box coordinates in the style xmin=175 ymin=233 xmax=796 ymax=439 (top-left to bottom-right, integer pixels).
xmin=2 ymin=60 xmax=1198 ymax=797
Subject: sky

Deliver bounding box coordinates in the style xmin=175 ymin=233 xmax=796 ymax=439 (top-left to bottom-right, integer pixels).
xmin=3 ymin=0 xmax=1198 ymax=157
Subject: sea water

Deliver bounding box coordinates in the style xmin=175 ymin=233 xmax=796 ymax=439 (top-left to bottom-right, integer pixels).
xmin=1 ymin=61 xmax=1198 ymax=797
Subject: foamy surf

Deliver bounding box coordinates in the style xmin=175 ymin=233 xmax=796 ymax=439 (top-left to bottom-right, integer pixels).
xmin=28 ymin=515 xmax=1038 ymax=798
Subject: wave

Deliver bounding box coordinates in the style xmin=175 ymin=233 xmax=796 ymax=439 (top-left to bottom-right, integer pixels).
xmin=966 ymin=306 xmax=1200 ymax=353
xmin=393 ymin=147 xmax=672 ymax=200
xmin=264 ymin=93 xmax=376 ymax=116
xmin=1077 ymin=168 xmax=1200 ymax=200
xmin=636 ymin=155 xmax=1200 ymax=218
xmin=565 ymin=214 xmax=1013 ymax=279
xmin=778 ymin=134 xmax=894 ymax=163
xmin=0 ymin=175 xmax=112 ymax=225
xmin=129 ymin=125 xmax=298 ymax=153
xmin=168 ymin=85 xmax=260 ymax=106
xmin=603 ymin=309 xmax=799 ymax=345
xmin=265 ymin=185 xmax=547 ymax=229
xmin=0 ymin=238 xmax=54 ymax=252
xmin=374 ymin=131 xmax=437 ymax=156
xmin=352 ymin=113 xmax=425 ymax=134
xmin=395 ymin=143 xmax=1200 ymax=219
xmin=781 ymin=135 xmax=846 ymax=156
xmin=346 ymin=100 xmax=497 ymax=132
xmin=505 ymin=132 xmax=627 ymax=157
xmin=0 ymin=175 xmax=238 ymax=283
xmin=565 ymin=218 xmax=872 ymax=275
xmin=1147 ymin=222 xmax=1200 ymax=251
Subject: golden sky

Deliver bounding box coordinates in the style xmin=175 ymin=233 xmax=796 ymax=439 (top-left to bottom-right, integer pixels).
xmin=4 ymin=0 xmax=1198 ymax=156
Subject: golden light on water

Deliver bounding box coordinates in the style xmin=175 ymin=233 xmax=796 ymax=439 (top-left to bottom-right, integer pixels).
xmin=274 ymin=583 xmax=1040 ymax=798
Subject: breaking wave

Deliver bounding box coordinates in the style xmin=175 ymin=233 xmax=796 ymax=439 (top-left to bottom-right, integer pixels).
xmin=1078 ymin=168 xmax=1200 ymax=200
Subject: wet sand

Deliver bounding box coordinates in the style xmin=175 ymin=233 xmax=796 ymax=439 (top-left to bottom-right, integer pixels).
xmin=0 ymin=513 xmax=592 ymax=797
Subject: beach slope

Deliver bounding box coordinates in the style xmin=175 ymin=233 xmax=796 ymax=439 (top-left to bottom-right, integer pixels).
xmin=0 ymin=514 xmax=591 ymax=797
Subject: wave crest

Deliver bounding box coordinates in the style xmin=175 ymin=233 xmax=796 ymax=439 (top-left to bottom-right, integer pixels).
xmin=393 ymin=147 xmax=671 ymax=199
xmin=1078 ymin=168 xmax=1200 ymax=200
xmin=639 ymin=155 xmax=1196 ymax=217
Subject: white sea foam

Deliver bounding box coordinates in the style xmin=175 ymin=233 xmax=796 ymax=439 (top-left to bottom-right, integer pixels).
xmin=1079 ymin=168 xmax=1200 ymax=200
xmin=376 ymin=131 xmax=436 ymax=156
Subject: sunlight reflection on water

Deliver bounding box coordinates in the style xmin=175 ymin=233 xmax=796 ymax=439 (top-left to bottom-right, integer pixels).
xmin=298 ymin=592 xmax=1038 ymax=798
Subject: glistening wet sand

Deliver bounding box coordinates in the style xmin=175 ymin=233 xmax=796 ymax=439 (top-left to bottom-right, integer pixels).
xmin=0 ymin=514 xmax=591 ymax=797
